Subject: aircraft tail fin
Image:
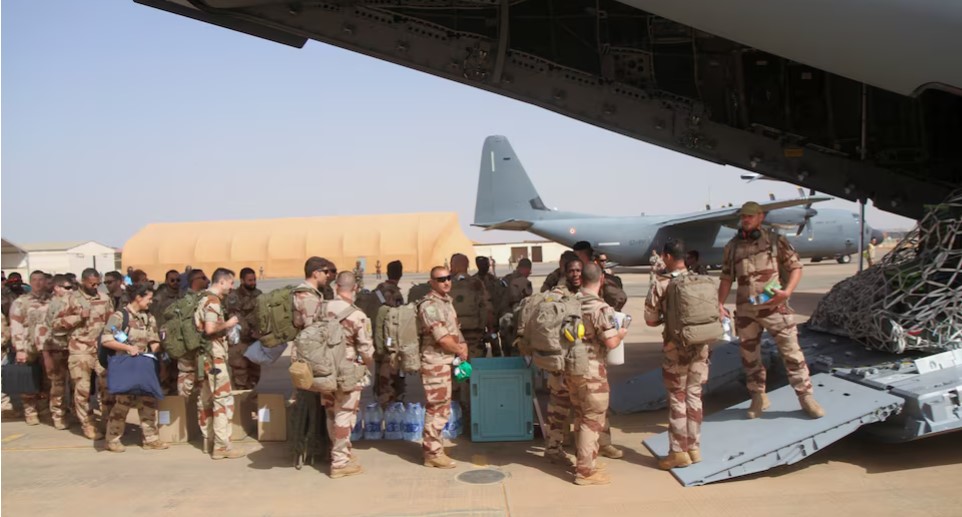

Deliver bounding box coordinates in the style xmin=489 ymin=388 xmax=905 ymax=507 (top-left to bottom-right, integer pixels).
xmin=473 ymin=136 xmax=552 ymax=227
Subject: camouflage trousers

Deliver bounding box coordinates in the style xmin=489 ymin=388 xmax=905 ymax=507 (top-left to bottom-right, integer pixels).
xmin=321 ymin=389 xmax=362 ymax=469
xmin=565 ymin=360 xmax=610 ymax=478
xmin=375 ymin=357 xmax=405 ymax=407
xmin=198 ymin=355 xmax=235 ymax=451
xmin=421 ymin=363 xmax=452 ymax=460
xmin=228 ymin=342 xmax=261 ymax=391
xmin=43 ymin=350 xmax=70 ymax=424
xmin=662 ymin=342 xmax=710 ymax=453
xmin=463 ymin=329 xmax=488 ymax=361
xmin=67 ymin=353 xmax=107 ymax=430
xmin=545 ymin=371 xmax=612 ymax=454
xmin=735 ymin=305 xmax=813 ymax=396
xmin=106 ymin=394 xmax=160 ymax=445
xmin=177 ymin=355 xmax=198 ymax=398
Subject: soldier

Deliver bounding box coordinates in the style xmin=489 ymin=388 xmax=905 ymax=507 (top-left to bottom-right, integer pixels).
xmin=374 ymin=260 xmax=406 ymax=406
xmin=473 ymin=256 xmax=504 ymax=356
xmin=175 ymin=268 xmax=210 ymax=399
xmin=417 ymin=266 xmax=468 ymax=469
xmin=2 ymin=272 xmax=27 ymax=317
xmin=645 ymin=239 xmax=710 ymax=470
xmin=151 ymin=270 xmax=182 ymax=325
xmin=569 ymin=263 xmax=628 ymax=486
xmin=375 ymin=260 xmax=382 ymax=280
xmin=2 ymin=312 xmax=10 ymax=414
xmin=650 ymin=249 xmax=667 ymax=273
xmin=224 ymin=267 xmax=262 ymax=390
xmin=321 ymin=260 xmax=337 ymax=300
xmin=574 ymin=241 xmax=627 ymax=311
xmin=9 ymin=271 xmax=51 ymax=426
xmin=194 ymin=267 xmax=246 ymax=459
xmin=541 ymin=251 xmax=576 ymax=292
xmin=501 ymin=258 xmax=533 ymax=313
xmin=685 ymin=250 xmax=708 ymax=275
xmin=718 ymin=201 xmax=824 ymax=419
xmin=101 ymin=282 xmax=170 ymax=452
xmin=104 ymin=271 xmax=125 ymax=310
xmin=321 ymin=272 xmax=376 ymax=478
xmin=353 ymin=261 xmax=365 ymax=291
xmin=291 ymin=257 xmax=335 ymax=444
xmin=52 ymin=268 xmax=113 ymax=439
xmin=449 ymin=253 xmax=490 ymax=360
xmin=543 ymin=258 xmax=622 ymax=466
xmin=42 ymin=274 xmax=73 ymax=430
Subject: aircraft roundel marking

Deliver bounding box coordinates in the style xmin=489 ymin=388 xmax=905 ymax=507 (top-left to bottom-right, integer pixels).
xmin=569 ymin=227 xmax=577 ymax=235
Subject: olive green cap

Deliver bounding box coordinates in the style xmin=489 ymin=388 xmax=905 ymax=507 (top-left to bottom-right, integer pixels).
xmin=739 ymin=201 xmax=764 ymax=216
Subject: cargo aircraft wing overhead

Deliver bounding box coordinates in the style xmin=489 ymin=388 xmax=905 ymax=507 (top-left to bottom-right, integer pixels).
xmin=659 ymin=196 xmax=832 ymax=229
xmin=473 ymin=219 xmax=535 ymax=231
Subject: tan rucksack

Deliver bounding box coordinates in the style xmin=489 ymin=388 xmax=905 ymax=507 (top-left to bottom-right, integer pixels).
xmin=292 ymin=304 xmax=367 ymax=394
xmin=449 ymin=277 xmax=484 ymax=330
xmin=374 ymin=303 xmax=420 ymax=373
xmin=664 ymin=273 xmax=723 ymax=346
xmin=520 ymin=292 xmax=585 ymax=374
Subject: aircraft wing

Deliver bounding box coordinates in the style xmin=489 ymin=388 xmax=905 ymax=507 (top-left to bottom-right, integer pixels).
xmin=472 ymin=219 xmax=535 ymax=231
xmin=660 ymin=196 xmax=832 ymax=228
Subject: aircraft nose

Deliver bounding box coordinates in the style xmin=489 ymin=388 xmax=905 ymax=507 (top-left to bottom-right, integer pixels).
xmin=871 ymin=229 xmax=885 ymax=243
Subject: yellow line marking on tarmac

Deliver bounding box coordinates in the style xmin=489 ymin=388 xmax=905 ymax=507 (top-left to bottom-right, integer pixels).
xmin=2 ymin=433 xmax=25 ymax=443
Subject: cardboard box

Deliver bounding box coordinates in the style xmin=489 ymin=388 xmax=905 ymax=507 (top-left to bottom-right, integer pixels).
xmin=157 ymin=395 xmax=189 ymax=443
xmin=231 ymin=390 xmax=257 ymax=440
xmin=256 ymin=394 xmax=287 ymax=442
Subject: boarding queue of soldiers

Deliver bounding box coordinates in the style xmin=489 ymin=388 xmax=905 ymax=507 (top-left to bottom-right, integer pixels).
xmin=0 ymin=200 xmax=822 ymax=484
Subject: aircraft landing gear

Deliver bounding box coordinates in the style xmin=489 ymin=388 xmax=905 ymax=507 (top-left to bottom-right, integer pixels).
xmin=837 ymin=255 xmax=852 ymax=264
xmin=811 ymin=257 xmax=823 ymax=263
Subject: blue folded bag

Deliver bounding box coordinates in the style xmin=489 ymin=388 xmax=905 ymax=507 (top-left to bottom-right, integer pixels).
xmin=243 ymin=340 xmax=288 ymax=365
xmin=106 ymin=354 xmax=164 ymax=399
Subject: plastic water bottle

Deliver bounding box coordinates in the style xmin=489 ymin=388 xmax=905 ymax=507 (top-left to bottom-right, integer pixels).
xmin=450 ymin=401 xmax=463 ymax=438
xmin=402 ymin=403 xmax=421 ymax=442
xmin=363 ymin=403 xmax=383 ymax=440
xmin=111 ymin=326 xmax=129 ymax=344
xmin=384 ymin=402 xmax=404 ymax=440
xmin=351 ymin=413 xmax=364 ymax=442
xmin=721 ymin=316 xmax=734 ymax=341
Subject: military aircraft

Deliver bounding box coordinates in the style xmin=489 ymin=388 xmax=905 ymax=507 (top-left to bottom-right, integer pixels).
xmin=473 ymin=135 xmax=881 ymax=266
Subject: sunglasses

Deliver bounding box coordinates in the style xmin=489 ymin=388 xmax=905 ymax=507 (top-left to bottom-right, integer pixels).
xmin=432 ymin=275 xmax=452 ymax=283
xmin=322 ymin=269 xmax=337 ymax=275
xmin=60 ymin=284 xmax=74 ymax=290
xmin=104 ymin=279 xmax=115 ymax=284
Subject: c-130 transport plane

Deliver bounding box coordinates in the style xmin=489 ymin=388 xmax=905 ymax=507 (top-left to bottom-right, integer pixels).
xmin=473 ymin=136 xmax=881 ymax=266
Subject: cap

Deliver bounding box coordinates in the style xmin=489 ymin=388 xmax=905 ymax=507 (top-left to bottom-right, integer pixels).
xmin=739 ymin=201 xmax=764 ymax=216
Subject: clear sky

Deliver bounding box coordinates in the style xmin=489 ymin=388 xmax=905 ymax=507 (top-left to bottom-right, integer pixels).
xmin=1 ymin=1 xmax=916 ymax=249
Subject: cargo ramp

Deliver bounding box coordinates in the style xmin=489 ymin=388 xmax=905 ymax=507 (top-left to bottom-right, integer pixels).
xmin=643 ymin=373 xmax=904 ymax=487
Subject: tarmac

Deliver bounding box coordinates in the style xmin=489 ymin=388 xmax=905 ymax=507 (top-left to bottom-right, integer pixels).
xmin=4 ymin=260 xmax=962 ymax=517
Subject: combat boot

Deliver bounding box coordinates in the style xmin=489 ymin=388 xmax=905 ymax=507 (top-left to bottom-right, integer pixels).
xmin=424 ymin=454 xmax=457 ymax=469
xmin=105 ymin=441 xmax=126 ymax=453
xmin=212 ymin=447 xmax=247 ymax=460
xmin=574 ymin=470 xmax=611 ymax=486
xmin=53 ymin=419 xmax=68 ymax=431
xmin=330 ymin=464 xmax=364 ymax=479
xmin=746 ymin=392 xmax=771 ymax=419
xmin=688 ymin=449 xmax=702 ymax=464
xmin=799 ymin=394 xmax=825 ymax=418
xmin=599 ymin=445 xmax=624 ymax=459
xmin=202 ymin=439 xmax=212 ymax=455
xmin=143 ymin=440 xmax=170 ymax=450
xmin=83 ymin=426 xmax=104 ymax=440
xmin=658 ymin=452 xmax=692 ymax=470
xmin=544 ymin=449 xmax=574 ymax=467
xmin=24 ymin=414 xmax=40 ymax=426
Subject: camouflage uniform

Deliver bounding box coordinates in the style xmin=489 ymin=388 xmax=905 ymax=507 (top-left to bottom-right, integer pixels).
xmin=567 ymin=291 xmax=617 ymax=480
xmin=193 ymin=290 xmax=236 ymax=454
xmin=224 ymin=286 xmax=262 ymax=390
xmin=501 ymin=271 xmax=533 ymax=313
xmin=103 ymin=308 xmax=163 ymax=447
xmin=176 ymin=291 xmax=202 ymax=398
xmin=320 ymin=299 xmax=374 ymax=470
xmin=53 ymin=288 xmax=113 ymax=434
xmin=292 ymin=282 xmax=325 ymax=363
xmin=150 ymin=285 xmax=182 ymax=395
xmin=43 ymin=293 xmax=72 ymax=427
xmin=450 ymin=275 xmax=489 ymax=360
xmin=2 ymin=314 xmax=10 ymax=411
xmin=721 ymin=231 xmax=814 ymax=397
xmin=645 ymin=270 xmax=710 ymax=453
xmin=601 ymin=274 xmax=628 ymax=311
xmin=9 ymin=292 xmax=50 ymax=422
xmin=540 ymin=268 xmax=562 ymax=293
xmin=374 ymin=281 xmax=406 ymax=406
xmin=321 ymin=283 xmax=335 ymax=301
xmin=417 ymin=290 xmax=465 ymax=460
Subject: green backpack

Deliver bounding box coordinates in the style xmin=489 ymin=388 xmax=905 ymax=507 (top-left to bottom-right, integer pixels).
xmin=407 ymin=283 xmax=432 ymax=304
xmin=161 ymin=292 xmax=208 ymax=359
xmin=257 ymin=286 xmax=313 ymax=348
xmin=374 ymin=303 xmax=420 ymax=372
xmin=293 ymin=304 xmax=367 ymax=394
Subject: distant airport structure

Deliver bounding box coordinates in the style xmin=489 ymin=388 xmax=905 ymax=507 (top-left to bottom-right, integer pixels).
xmin=472 ymin=240 xmax=569 ymax=268
xmin=1 ymin=239 xmax=118 ymax=277
xmin=122 ymin=212 xmax=474 ymax=280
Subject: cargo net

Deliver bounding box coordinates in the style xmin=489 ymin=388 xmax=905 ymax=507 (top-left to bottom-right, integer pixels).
xmin=809 ymin=189 xmax=962 ymax=354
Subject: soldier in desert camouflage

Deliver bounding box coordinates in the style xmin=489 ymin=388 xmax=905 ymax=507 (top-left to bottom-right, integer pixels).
xmin=8 ymin=271 xmax=50 ymax=426
xmin=224 ymin=267 xmax=262 ymax=390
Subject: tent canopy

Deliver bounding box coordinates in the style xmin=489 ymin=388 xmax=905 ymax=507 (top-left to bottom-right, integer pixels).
xmin=122 ymin=212 xmax=475 ymax=280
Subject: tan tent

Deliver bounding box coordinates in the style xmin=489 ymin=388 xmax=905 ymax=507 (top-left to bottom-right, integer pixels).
xmin=123 ymin=212 xmax=476 ymax=280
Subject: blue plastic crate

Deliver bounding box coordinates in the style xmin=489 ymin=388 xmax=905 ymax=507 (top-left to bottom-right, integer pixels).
xmin=469 ymin=357 xmax=534 ymax=442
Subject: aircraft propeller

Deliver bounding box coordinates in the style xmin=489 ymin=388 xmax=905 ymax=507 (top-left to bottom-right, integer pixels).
xmin=796 ymin=187 xmax=817 ymax=240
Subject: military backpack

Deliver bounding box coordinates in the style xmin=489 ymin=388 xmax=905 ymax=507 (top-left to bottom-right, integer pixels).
xmin=450 ymin=276 xmax=484 ymax=330
xmin=292 ymin=303 xmax=367 ymax=394
xmin=161 ymin=292 xmax=209 ymax=360
xmin=374 ymin=303 xmax=420 ymax=373
xmin=518 ymin=292 xmax=586 ymax=374
xmin=256 ymin=285 xmax=315 ymax=348
xmin=407 ymin=283 xmax=432 ymax=304
xmin=354 ymin=289 xmax=383 ymax=321
xmin=664 ymin=273 xmax=723 ymax=347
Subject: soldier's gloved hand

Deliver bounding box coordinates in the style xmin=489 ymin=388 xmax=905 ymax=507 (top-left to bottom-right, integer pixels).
xmin=763 ymin=289 xmax=790 ymax=308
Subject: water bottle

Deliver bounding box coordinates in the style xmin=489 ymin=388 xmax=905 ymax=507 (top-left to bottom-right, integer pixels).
xmin=450 ymin=401 xmax=463 ymax=438
xmin=721 ymin=316 xmax=734 ymax=341
xmin=351 ymin=413 xmax=364 ymax=442
xmin=385 ymin=402 xmax=404 ymax=440
xmin=111 ymin=326 xmax=129 ymax=344
xmin=402 ymin=403 xmax=419 ymax=442
xmin=363 ymin=403 xmax=383 ymax=440
xmin=227 ymin=324 xmax=241 ymax=345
